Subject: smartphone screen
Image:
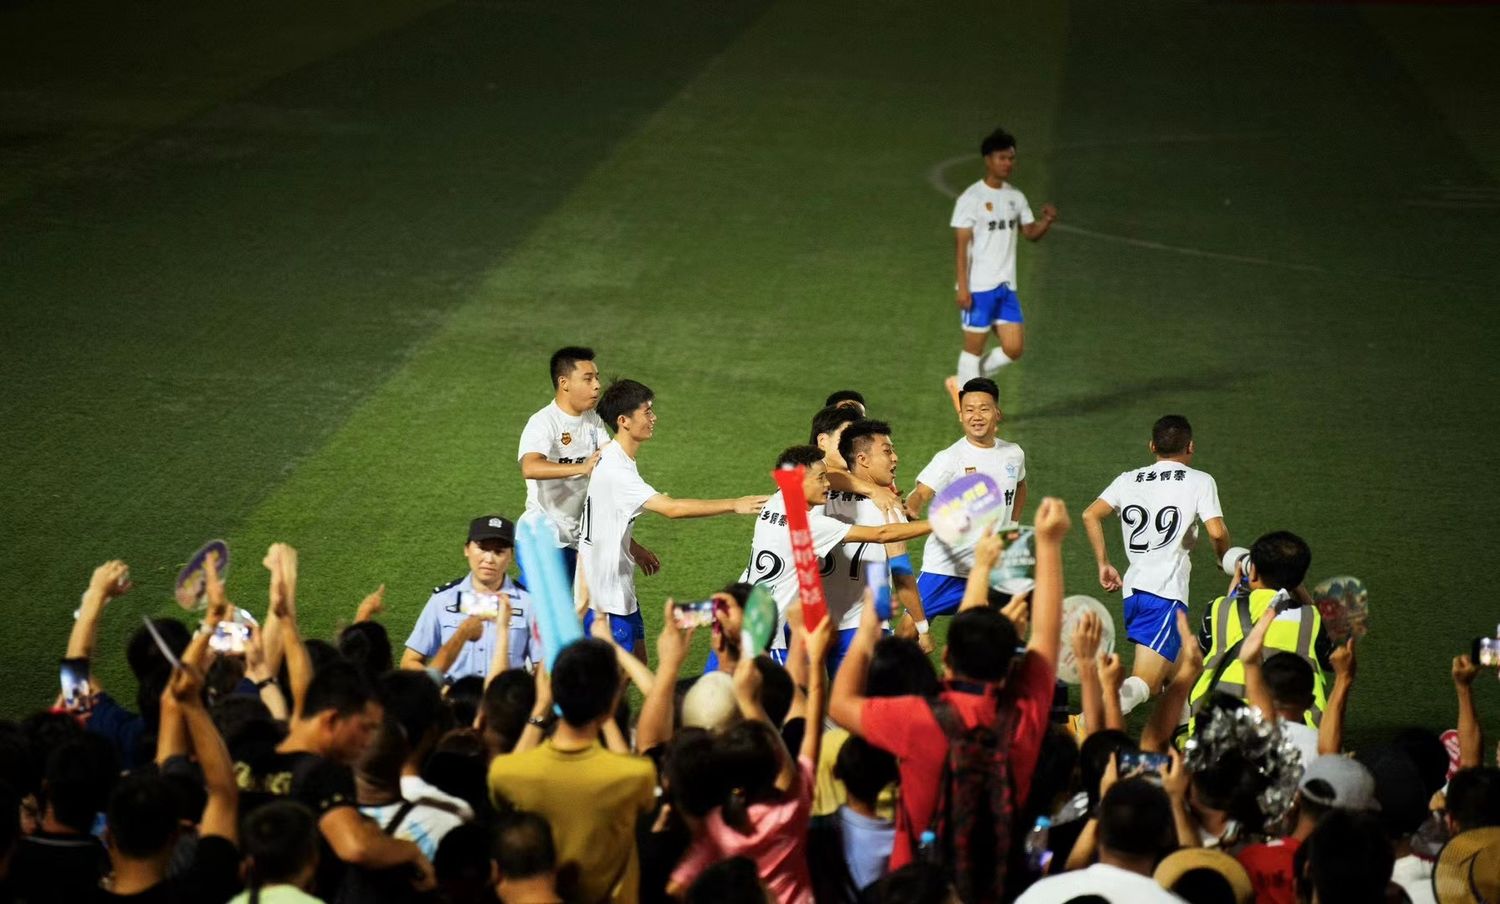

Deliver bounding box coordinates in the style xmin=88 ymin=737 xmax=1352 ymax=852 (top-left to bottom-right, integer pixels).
xmin=673 ymin=600 xmax=716 ymax=629
xmin=210 ymin=621 xmax=250 ymax=654
xmin=1119 ymin=751 xmax=1171 ymax=775
xmin=458 ymin=592 xmax=501 ymax=619
xmin=60 ymin=658 xmax=91 ymax=713
xmin=1473 ymin=636 xmax=1500 ymax=668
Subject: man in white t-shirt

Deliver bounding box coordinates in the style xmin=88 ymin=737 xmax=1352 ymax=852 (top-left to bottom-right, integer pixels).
xmin=945 ymin=127 xmax=1058 ymax=412
xmin=820 ymin=420 xmax=932 ymax=668
xmin=905 ymin=377 xmax=1027 ymax=623
xmin=517 ymin=347 xmax=612 ymax=579
xmin=1082 ymin=415 xmax=1231 ymax=712
xmin=744 ymin=445 xmax=931 ymax=666
xmin=579 ymin=378 xmax=768 ymax=661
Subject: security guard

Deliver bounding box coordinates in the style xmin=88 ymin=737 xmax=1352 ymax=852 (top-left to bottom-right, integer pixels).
xmin=1190 ymin=530 xmax=1329 ymax=726
xmin=401 ymin=515 xmax=532 ymax=681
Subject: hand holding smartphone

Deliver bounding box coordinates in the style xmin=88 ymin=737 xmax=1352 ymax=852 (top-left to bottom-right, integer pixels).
xmin=673 ymin=599 xmax=716 ymax=629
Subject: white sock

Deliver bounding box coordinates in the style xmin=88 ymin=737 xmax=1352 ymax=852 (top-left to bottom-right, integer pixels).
xmin=1119 ymin=676 xmax=1151 ymax=715
xmin=980 ymin=347 xmax=1013 ymax=375
xmin=957 ymin=351 xmax=981 ymax=383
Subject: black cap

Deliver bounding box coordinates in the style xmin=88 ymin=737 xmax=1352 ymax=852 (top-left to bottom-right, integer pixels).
xmin=467 ymin=515 xmax=515 ymax=546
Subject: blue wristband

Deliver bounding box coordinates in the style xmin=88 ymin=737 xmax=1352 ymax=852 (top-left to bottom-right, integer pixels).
xmin=888 ymin=553 xmax=914 ymax=577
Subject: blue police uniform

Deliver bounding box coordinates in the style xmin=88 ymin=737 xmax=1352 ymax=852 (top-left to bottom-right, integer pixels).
xmin=404 ymin=573 xmax=532 ymax=682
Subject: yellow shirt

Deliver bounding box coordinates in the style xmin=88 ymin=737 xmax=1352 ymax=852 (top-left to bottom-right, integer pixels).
xmin=488 ymin=741 xmax=656 ymax=904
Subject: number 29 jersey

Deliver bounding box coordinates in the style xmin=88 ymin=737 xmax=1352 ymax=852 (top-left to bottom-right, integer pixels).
xmin=743 ymin=490 xmax=852 ymax=650
xmin=1096 ymin=461 xmax=1224 ymax=605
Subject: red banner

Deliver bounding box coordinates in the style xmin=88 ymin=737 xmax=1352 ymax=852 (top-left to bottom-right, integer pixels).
xmin=772 ymin=465 xmax=829 ymax=630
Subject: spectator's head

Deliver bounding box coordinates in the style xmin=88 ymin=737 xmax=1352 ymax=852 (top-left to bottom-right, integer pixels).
xmin=423 ymin=729 xmax=491 ymax=821
xmin=959 ymin=378 xmax=1001 ymax=441
xmin=681 ymin=673 xmax=739 ymax=734
xmin=1293 ymin=809 xmax=1393 ymax=904
xmin=665 ymin=728 xmax=724 ymax=820
xmin=861 ymin=863 xmax=959 ymax=904
xmin=1433 ymin=826 xmax=1500 ymax=904
xmin=242 ymin=800 xmax=320 ymax=894
xmin=1358 ymin=747 xmax=1429 ymax=844
xmin=597 ymin=378 xmax=655 ymax=438
xmin=465 ymin=515 xmax=515 ymax=589
xmin=1390 ymin=727 xmax=1450 ymax=798
xmin=824 ymin=390 xmax=866 ymax=415
xmin=356 ymin=712 xmax=411 ymax=794
xmin=1248 ymin=531 xmax=1311 ymax=591
xmin=1025 ymin=724 xmax=1080 ymax=822
xmin=551 ymin=638 xmax=620 ymax=729
xmin=754 ymin=657 xmax=794 ymax=727
xmin=480 ymin=669 xmax=536 ymax=755
xmin=1153 ymin=848 xmax=1253 ymax=904
xmin=378 ymin=669 xmax=447 ymax=765
xmin=1262 ymin=652 xmax=1315 ymax=716
xmin=212 ymin=695 xmax=286 ymax=766
xmin=1298 ymin=755 xmax=1381 ymax=815
xmin=809 ymin=405 xmax=863 ymax=466
xmin=1150 ymin=414 xmax=1194 ymax=458
xmin=105 ymin=773 xmax=181 ymax=864
xmin=299 ymin=660 xmax=381 ymax=765
xmin=868 ymin=636 xmax=941 ymax=697
xmin=1098 ymin=777 xmax=1176 ymax=872
xmin=776 ymin=445 xmax=830 ymax=508
xmin=433 ymin=823 xmax=492 ymax=904
xmin=711 ymin=582 xmax=752 ymax=658
xmin=338 ymin=621 xmax=393 ymax=686
xmin=445 ymin=675 xmax=486 ymax=730
xmin=1192 ymin=748 xmax=1271 ymax=831
xmin=1448 ymin=766 xmax=1500 ymax=834
xmin=41 ymin=735 xmax=118 ymax=834
xmin=943 ymin=608 xmax=1019 ymax=684
xmin=549 ymin=346 xmax=600 ymax=412
xmin=834 ymin=736 xmax=898 ymax=808
xmin=494 ymin=810 xmax=558 ymax=893
xmin=126 ymin=618 xmax=190 ymax=725
xmin=686 ymin=856 xmax=773 ymax=904
xmin=716 ymin=720 xmax=787 ymax=834
xmin=1080 ymin=730 xmax=1134 ymax=808
xmin=838 ymin=420 xmax=897 ymax=487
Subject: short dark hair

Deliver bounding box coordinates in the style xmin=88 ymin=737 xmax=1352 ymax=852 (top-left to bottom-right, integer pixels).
xmin=1293 ymin=810 xmax=1393 ymax=904
xmin=665 ymin=729 xmax=724 ymax=819
xmin=43 ymin=735 xmax=118 ymax=833
xmin=126 ymin=618 xmax=190 ymax=681
xmin=1390 ymin=728 xmax=1451 ymax=797
xmin=302 ymin=660 xmax=374 ymax=720
xmin=960 ymin=378 xmax=999 ymax=403
xmin=339 ymin=621 xmax=392 ymax=687
xmin=1262 ymin=652 xmax=1315 ymax=711
xmin=549 ymin=347 xmax=595 ymax=388
xmin=867 ymin=636 xmax=940 ymax=698
xmin=824 ymin=390 xmax=865 ymax=408
xmin=378 ymin=670 xmax=445 ymax=756
xmin=837 ymin=419 xmax=892 ymax=471
xmin=834 ymin=736 xmax=897 ymax=805
xmin=753 ymin=656 xmax=794 ymax=727
xmin=687 ymin=857 xmax=765 ymax=904
xmin=1358 ymin=746 xmax=1430 ymax=841
xmin=242 ymin=800 xmax=320 ymax=887
xmin=481 ymin=669 xmax=536 ymax=754
xmin=1098 ymin=777 xmax=1175 ymax=858
xmin=945 ymin=608 xmax=1019 ymax=683
xmin=1447 ymin=766 xmax=1500 ymax=832
xmin=596 ymin=379 xmax=653 ymax=434
xmin=717 ymin=582 xmax=752 ymax=612
xmin=446 ymin=675 xmax=485 ymax=729
xmin=1168 ymin=868 xmax=1237 ymax=904
xmin=494 ymin=810 xmax=556 ymax=880
xmin=1250 ymin=530 xmax=1312 ymax=590
xmin=808 ymin=405 xmax=862 ymax=446
xmin=551 ymin=639 xmax=619 ymax=727
xmin=775 ymin=444 xmax=825 ymax=471
xmin=1152 ymin=415 xmax=1193 ymax=455
xmin=107 ymin=773 xmax=181 ymax=858
xmin=980 ymin=128 xmax=1016 ymax=157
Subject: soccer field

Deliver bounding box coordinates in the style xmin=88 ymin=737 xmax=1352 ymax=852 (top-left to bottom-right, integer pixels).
xmin=3 ymin=0 xmax=1498 ymax=746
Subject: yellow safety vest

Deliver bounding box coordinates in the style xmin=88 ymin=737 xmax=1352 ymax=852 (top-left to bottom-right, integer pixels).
xmin=1189 ymin=587 xmax=1328 ymax=727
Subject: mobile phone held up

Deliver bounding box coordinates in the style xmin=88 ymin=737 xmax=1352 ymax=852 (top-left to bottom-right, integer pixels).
xmin=60 ymin=658 xmax=91 ymax=713
xmin=1118 ymin=750 xmax=1171 ymax=776
xmin=1473 ymin=635 xmax=1500 ymax=668
xmin=673 ymin=599 xmax=716 ymax=629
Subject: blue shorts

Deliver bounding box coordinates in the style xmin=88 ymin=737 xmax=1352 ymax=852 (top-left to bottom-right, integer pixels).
xmin=1124 ymin=590 xmax=1188 ymax=661
xmin=825 ymin=627 xmax=860 ymax=677
xmin=917 ymin=572 xmax=967 ymax=618
xmin=962 ymin=283 xmax=1024 ymax=331
xmin=582 ymin=608 xmax=646 ymax=650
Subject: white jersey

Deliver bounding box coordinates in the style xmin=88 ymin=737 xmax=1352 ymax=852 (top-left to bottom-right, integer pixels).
xmin=744 ymin=491 xmax=852 ymax=650
xmin=915 ymin=436 xmax=1027 ymax=577
xmin=822 ymin=491 xmax=895 ymax=632
xmin=579 ymin=443 xmax=658 ymax=616
xmin=951 ymin=180 xmax=1035 ymax=293
xmin=517 ymin=402 xmax=611 ymax=547
xmin=1096 ymin=461 xmax=1224 ymax=604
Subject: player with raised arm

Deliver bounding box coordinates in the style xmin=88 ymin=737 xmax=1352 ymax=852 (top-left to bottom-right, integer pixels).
xmin=905 ymin=377 xmax=1028 ymax=619
xmin=944 ymin=127 xmax=1058 ymax=412
xmin=745 ymin=445 xmax=933 ymax=665
xmin=822 ymin=420 xmax=933 ymax=666
xmin=579 ymin=378 xmax=769 ymax=662
xmin=1081 ymin=415 xmax=1231 ymax=714
xmin=517 ymin=347 xmax=610 ymax=573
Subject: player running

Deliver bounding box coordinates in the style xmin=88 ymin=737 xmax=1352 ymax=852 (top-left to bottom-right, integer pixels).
xmin=580 ymin=379 xmax=768 ymax=661
xmin=1081 ymin=415 xmax=1231 ymax=714
xmin=945 ymin=127 xmax=1058 ymax=412
xmin=745 ymin=445 xmax=932 ymax=667
xmin=905 ymin=377 xmax=1027 ymax=620
xmin=517 ymin=347 xmax=610 ymax=575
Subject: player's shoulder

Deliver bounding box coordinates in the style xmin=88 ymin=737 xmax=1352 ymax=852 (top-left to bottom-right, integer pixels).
xmin=523 ymin=401 xmax=558 ymax=427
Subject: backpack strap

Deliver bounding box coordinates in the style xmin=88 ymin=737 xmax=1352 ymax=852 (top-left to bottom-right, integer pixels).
xmin=383 ymin=800 xmax=417 ymax=834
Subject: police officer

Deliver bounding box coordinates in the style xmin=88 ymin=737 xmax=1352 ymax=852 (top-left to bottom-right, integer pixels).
xmin=1190 ymin=530 xmax=1331 ymax=725
xmin=401 ymin=515 xmax=532 ymax=681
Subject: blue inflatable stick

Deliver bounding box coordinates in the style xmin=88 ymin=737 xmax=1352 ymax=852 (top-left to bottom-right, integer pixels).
xmin=515 ymin=513 xmax=582 ymax=672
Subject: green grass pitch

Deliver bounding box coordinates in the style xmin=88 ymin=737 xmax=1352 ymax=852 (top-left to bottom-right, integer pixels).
xmin=3 ymin=0 xmax=1499 ymax=749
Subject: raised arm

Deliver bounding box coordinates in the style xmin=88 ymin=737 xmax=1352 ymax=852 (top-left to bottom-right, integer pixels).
xmin=483 ymin=595 xmax=514 ymax=692
xmin=959 ymin=531 xmax=1007 ymax=613
xmin=170 ymin=664 xmax=239 ymax=842
xmin=829 ymin=592 xmax=880 ymax=736
xmin=1026 ymin=498 xmax=1070 ymax=670
xmin=1081 ymin=499 xmax=1122 ymax=593
xmin=1071 ymin=612 xmax=1105 ymax=737
xmin=635 ymin=598 xmax=692 ymax=753
xmin=1141 ymin=612 xmax=1205 ymax=752
xmin=427 ymin=616 xmax=484 ymax=677
xmin=642 ymin=494 xmax=767 ymax=519
xmin=1318 ymin=639 xmax=1355 ymax=755
xmin=1237 ymin=608 xmax=1279 ymax=719
xmin=1020 ymin=204 xmax=1057 ymax=241
xmin=265 ymin=544 xmax=312 ymax=720
xmin=519 ymin=450 xmax=601 ymax=481
xmin=354 ymin=584 xmax=386 ymax=624
xmin=67 ymin=560 xmax=131 ymax=662
xmin=799 ymin=615 xmax=833 ymax=768
xmin=1453 ymin=654 xmax=1482 ymax=768
xmin=843 ymin=521 xmax=932 ymax=545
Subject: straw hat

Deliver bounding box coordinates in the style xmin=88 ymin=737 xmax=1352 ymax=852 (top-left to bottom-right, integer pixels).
xmin=1154 ymin=847 xmax=1255 ymax=904
xmin=1433 ymin=827 xmax=1500 ymax=904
